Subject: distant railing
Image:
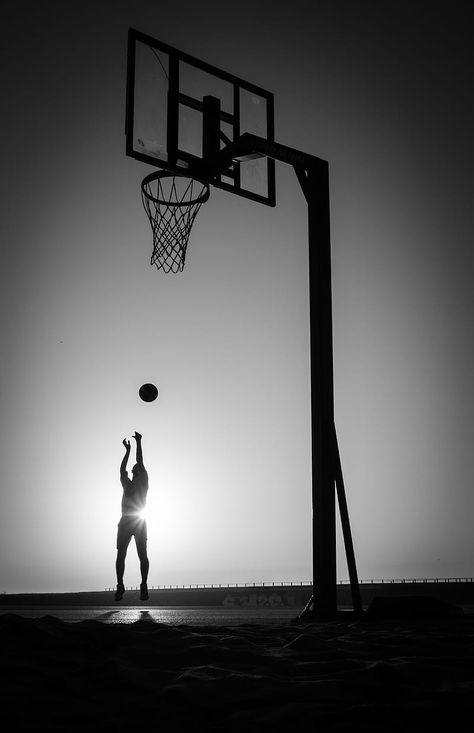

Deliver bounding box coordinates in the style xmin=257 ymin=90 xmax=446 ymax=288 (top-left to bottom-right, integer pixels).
xmin=104 ymin=581 xmax=312 ymax=591
xmin=104 ymin=577 xmax=474 ymax=592
xmin=358 ymin=577 xmax=474 ymax=585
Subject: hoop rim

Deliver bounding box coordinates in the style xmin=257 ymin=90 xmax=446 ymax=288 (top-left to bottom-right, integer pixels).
xmin=141 ymin=171 xmax=211 ymax=207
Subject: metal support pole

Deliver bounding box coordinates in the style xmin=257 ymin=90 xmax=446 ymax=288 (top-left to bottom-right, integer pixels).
xmin=296 ymin=162 xmax=337 ymax=617
xmin=308 ymin=163 xmax=337 ymax=616
xmin=332 ymin=423 xmax=362 ymax=614
xmin=213 ymin=135 xmax=361 ymax=618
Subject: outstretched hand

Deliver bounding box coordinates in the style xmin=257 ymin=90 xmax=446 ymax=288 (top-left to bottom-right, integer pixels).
xmin=133 ymin=431 xmax=142 ymax=441
xmin=122 ymin=439 xmax=131 ymax=450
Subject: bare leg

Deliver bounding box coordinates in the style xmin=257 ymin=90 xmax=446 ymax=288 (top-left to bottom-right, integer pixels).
xmin=114 ymin=548 xmax=127 ymax=601
xmin=136 ymin=536 xmax=149 ymax=600
xmin=116 ymin=549 xmax=127 ymax=586
xmin=140 ymin=555 xmax=149 ymax=584
xmin=137 ymin=544 xmax=149 ymax=584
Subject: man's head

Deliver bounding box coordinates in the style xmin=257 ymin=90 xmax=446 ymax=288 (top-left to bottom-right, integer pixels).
xmin=131 ymin=464 xmax=141 ymax=477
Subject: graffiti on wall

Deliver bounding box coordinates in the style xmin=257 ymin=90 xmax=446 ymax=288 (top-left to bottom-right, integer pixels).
xmin=222 ymin=592 xmax=296 ymax=607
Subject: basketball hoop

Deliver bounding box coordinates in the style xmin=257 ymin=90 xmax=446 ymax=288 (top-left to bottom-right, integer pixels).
xmin=141 ymin=172 xmax=210 ymax=273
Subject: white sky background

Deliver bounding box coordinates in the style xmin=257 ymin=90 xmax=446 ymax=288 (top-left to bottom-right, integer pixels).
xmin=1 ymin=0 xmax=473 ymax=592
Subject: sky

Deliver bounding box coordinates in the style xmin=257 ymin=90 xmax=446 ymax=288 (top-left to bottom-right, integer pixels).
xmin=1 ymin=0 xmax=473 ymax=593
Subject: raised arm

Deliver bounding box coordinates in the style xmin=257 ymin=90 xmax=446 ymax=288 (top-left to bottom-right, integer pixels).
xmin=134 ymin=431 xmax=144 ymax=468
xmin=121 ymin=439 xmax=131 ymax=476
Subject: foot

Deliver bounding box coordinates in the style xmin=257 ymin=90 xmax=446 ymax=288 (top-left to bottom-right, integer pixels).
xmin=114 ymin=583 xmax=125 ymax=601
xmin=140 ymin=582 xmax=149 ymax=601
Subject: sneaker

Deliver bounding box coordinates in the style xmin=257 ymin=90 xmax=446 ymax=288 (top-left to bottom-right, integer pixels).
xmin=114 ymin=584 xmax=125 ymax=601
xmin=140 ymin=583 xmax=149 ymax=601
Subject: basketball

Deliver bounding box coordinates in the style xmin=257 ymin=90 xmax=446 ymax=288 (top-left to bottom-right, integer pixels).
xmin=139 ymin=383 xmax=158 ymax=402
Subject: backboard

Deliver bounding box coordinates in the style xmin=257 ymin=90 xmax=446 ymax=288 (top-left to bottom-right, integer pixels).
xmin=125 ymin=29 xmax=275 ymax=206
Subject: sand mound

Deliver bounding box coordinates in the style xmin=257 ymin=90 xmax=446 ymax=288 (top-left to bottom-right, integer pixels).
xmin=1 ymin=613 xmax=473 ymax=730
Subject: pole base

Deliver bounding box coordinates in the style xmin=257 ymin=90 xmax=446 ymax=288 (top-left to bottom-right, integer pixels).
xmin=293 ymin=595 xmax=365 ymax=622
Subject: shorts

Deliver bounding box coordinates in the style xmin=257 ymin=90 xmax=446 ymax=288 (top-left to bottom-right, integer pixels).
xmin=116 ymin=515 xmax=148 ymax=552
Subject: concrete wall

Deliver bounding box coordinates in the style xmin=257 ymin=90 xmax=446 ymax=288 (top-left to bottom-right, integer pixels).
xmin=2 ymin=581 xmax=473 ymax=608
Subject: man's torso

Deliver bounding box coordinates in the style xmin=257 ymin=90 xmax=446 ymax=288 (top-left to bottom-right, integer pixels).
xmin=121 ymin=469 xmax=148 ymax=516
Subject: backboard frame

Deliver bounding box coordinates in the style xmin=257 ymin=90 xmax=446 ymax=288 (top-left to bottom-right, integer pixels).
xmin=125 ymin=28 xmax=276 ymax=206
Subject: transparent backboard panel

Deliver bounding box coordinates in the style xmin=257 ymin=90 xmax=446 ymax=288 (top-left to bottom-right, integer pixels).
xmin=180 ymin=61 xmax=234 ymax=116
xmin=240 ymin=88 xmax=268 ymax=137
xmin=126 ymin=29 xmax=275 ymax=206
xmin=132 ymin=41 xmax=169 ymax=163
xmin=240 ymin=157 xmax=269 ymax=198
xmin=178 ymin=103 xmax=202 ymax=162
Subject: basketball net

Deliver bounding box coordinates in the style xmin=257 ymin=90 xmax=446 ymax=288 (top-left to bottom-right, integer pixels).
xmin=141 ymin=172 xmax=210 ymax=273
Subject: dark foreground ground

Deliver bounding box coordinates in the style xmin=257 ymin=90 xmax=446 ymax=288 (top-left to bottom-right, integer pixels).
xmin=2 ymin=606 xmax=473 ymax=731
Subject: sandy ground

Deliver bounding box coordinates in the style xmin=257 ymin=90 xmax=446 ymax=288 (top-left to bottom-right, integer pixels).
xmin=2 ymin=607 xmax=474 ymax=731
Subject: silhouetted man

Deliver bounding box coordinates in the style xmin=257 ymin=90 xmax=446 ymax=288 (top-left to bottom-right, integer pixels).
xmin=115 ymin=431 xmax=149 ymax=601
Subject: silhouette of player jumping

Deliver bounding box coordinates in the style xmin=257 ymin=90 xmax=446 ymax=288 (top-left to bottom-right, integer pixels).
xmin=115 ymin=431 xmax=149 ymax=601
